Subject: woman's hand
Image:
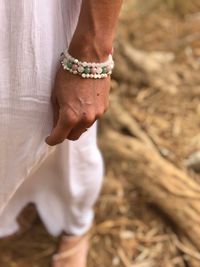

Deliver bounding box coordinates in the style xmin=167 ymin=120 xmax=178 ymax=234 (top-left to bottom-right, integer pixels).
xmin=45 ymin=66 xmax=110 ymax=146
xmin=44 ymin=0 xmax=122 ymax=146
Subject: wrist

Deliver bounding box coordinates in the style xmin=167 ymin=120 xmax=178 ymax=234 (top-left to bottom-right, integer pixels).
xmin=68 ymin=33 xmax=113 ymax=62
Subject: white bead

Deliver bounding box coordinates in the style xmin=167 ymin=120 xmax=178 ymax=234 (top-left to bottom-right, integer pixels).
xmin=96 ymin=67 xmax=102 ymax=74
xmin=78 ymin=66 xmax=84 ymax=73
xmin=61 ymin=50 xmax=114 ymax=79
xmin=62 ymin=58 xmax=67 ymax=65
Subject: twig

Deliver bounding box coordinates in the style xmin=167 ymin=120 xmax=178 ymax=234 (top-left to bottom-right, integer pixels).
xmin=118 ymin=247 xmax=132 ymax=267
xmin=174 ymin=236 xmax=200 ymax=260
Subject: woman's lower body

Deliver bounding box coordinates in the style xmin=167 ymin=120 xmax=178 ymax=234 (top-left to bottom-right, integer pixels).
xmin=0 ymin=0 xmax=104 ymax=265
xmin=0 ymin=123 xmax=104 ymax=238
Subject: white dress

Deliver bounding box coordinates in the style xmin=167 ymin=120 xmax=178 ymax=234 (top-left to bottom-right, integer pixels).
xmin=0 ymin=0 xmax=104 ymax=237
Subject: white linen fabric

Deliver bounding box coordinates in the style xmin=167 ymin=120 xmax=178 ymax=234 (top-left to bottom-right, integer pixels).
xmin=0 ymin=0 xmax=104 ymax=237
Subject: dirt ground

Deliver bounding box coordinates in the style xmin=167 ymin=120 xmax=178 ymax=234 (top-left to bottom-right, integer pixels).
xmin=0 ymin=1 xmax=200 ymax=266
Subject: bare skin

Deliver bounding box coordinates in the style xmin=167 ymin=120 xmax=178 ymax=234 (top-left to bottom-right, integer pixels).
xmin=46 ymin=68 xmax=111 ymax=143
xmin=47 ymin=0 xmax=123 ymax=266
xmin=45 ymin=0 xmax=122 ymax=145
xmin=53 ymin=235 xmax=89 ymax=267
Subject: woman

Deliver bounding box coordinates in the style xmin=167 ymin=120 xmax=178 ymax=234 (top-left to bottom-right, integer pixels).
xmin=0 ymin=0 xmax=122 ymax=266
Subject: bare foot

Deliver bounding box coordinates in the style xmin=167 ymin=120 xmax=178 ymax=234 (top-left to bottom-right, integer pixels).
xmin=52 ymin=234 xmax=89 ymax=267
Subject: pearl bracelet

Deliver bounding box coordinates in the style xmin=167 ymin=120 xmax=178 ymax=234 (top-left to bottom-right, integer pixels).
xmin=60 ymin=49 xmax=114 ymax=79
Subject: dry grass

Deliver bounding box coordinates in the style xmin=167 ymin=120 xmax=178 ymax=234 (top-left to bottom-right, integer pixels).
xmin=134 ymin=0 xmax=198 ymax=16
xmin=0 ymin=1 xmax=200 ymax=266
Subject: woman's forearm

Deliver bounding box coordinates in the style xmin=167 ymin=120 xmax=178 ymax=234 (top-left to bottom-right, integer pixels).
xmin=68 ymin=0 xmax=123 ymax=61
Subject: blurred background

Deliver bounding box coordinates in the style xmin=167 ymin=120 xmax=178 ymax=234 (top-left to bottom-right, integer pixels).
xmin=1 ymin=0 xmax=200 ymax=266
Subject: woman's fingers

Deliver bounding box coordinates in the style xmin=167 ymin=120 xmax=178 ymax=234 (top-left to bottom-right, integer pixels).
xmin=67 ymin=125 xmax=88 ymax=141
xmin=45 ymin=108 xmax=78 ymax=146
xmin=67 ymin=107 xmax=107 ymax=140
xmin=46 ymin=106 xmax=100 ymax=144
xmin=67 ymin=114 xmax=95 ymax=140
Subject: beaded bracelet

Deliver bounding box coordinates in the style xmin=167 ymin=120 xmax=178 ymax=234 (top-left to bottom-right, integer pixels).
xmin=60 ymin=49 xmax=114 ymax=79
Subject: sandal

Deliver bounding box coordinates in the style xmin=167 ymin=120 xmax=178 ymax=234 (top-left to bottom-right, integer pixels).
xmin=52 ymin=233 xmax=89 ymax=266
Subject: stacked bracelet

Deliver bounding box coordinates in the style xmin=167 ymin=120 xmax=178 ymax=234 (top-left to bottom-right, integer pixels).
xmin=60 ymin=49 xmax=114 ymax=79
